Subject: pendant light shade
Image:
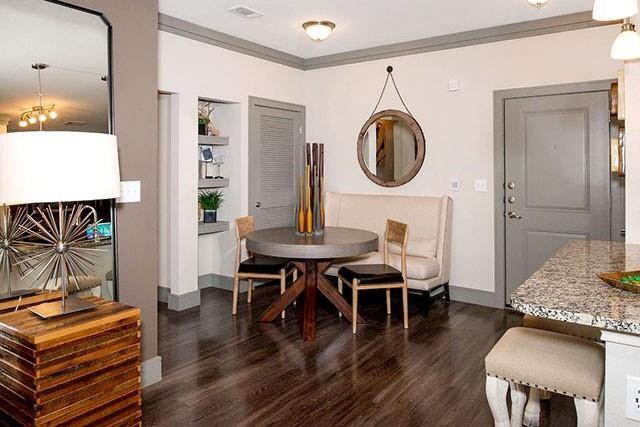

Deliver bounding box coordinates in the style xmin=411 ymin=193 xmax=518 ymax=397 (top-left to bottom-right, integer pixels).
xmin=302 ymin=21 xmax=336 ymax=41
xmin=593 ymin=0 xmax=639 ymax=21
xmin=611 ymin=23 xmax=640 ymax=59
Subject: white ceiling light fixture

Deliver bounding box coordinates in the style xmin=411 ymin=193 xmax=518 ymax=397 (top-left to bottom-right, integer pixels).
xmin=593 ymin=0 xmax=638 ymax=21
xmin=302 ymin=20 xmax=336 ymax=42
xmin=611 ymin=22 xmax=640 ymax=59
xmin=527 ymin=0 xmax=549 ymax=8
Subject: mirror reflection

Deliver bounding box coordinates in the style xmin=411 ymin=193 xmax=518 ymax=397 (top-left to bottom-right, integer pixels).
xmin=0 ymin=0 xmax=116 ymax=301
xmin=358 ymin=110 xmax=425 ymax=187
xmin=362 ymin=115 xmax=418 ymax=182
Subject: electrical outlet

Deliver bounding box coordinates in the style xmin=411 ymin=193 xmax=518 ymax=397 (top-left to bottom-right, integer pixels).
xmin=626 ymin=375 xmax=640 ymax=421
xmin=450 ymin=179 xmax=460 ymax=191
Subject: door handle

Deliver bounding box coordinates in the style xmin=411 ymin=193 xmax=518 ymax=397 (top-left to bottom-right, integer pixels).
xmin=255 ymin=201 xmax=261 ymax=208
xmin=506 ymin=211 xmax=522 ymax=219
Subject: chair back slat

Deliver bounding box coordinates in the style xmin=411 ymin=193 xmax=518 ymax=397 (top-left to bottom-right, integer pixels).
xmin=235 ymin=216 xmax=255 ymax=241
xmin=385 ymin=219 xmax=408 ymax=247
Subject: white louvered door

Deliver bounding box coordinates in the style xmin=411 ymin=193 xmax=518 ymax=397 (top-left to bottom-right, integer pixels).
xmin=249 ymin=98 xmax=304 ymax=229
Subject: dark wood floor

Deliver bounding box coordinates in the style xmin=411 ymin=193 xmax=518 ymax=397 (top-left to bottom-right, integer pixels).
xmin=142 ymin=283 xmax=577 ymax=426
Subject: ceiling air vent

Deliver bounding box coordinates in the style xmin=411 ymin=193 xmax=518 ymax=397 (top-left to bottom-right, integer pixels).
xmin=226 ymin=5 xmax=264 ymax=19
xmin=63 ymin=121 xmax=87 ymax=127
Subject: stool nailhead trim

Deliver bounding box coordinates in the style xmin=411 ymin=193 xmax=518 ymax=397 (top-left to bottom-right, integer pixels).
xmin=485 ymin=373 xmax=597 ymax=402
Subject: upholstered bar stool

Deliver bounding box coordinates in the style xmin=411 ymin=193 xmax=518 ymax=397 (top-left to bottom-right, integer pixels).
xmin=521 ymin=315 xmax=603 ymax=427
xmin=232 ymin=216 xmax=297 ymax=317
xmin=485 ymin=327 xmax=604 ymax=427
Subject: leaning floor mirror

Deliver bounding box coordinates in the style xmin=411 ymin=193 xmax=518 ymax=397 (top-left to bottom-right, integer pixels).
xmin=0 ymin=0 xmax=118 ymax=302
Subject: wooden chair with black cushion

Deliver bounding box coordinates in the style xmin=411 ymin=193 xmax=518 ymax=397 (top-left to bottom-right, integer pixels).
xmin=338 ymin=219 xmax=409 ymax=334
xmin=232 ymin=216 xmax=297 ymax=317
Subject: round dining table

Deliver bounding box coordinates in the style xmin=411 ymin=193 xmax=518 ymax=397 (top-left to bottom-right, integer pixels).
xmin=246 ymin=226 xmax=378 ymax=341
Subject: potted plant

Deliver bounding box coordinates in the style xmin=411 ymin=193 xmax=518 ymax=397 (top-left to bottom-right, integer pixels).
xmin=199 ymin=190 xmax=223 ymax=223
xmin=198 ymin=116 xmax=210 ymax=136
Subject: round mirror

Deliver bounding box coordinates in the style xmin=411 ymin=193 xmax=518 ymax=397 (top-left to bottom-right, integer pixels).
xmin=357 ymin=109 xmax=425 ymax=187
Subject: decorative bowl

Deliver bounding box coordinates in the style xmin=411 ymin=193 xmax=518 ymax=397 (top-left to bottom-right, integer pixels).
xmin=597 ymin=270 xmax=640 ymax=294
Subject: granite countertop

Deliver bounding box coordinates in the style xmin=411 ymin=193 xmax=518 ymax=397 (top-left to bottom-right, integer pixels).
xmin=511 ymin=240 xmax=640 ymax=335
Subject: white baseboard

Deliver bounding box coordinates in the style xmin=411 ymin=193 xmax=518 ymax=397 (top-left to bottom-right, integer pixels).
xmin=141 ymin=355 xmax=162 ymax=388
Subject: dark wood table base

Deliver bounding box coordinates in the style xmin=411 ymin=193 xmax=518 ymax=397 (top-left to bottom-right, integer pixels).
xmin=259 ymin=260 xmax=364 ymax=341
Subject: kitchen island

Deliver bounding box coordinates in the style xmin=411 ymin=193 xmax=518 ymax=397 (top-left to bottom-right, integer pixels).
xmin=512 ymin=240 xmax=640 ymax=426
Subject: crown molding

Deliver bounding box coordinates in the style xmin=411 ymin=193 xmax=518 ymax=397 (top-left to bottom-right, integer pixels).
xmin=159 ymin=11 xmax=618 ymax=71
xmin=158 ymin=14 xmax=305 ymax=70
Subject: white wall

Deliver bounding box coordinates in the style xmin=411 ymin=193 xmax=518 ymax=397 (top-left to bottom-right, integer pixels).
xmin=158 ymin=31 xmax=304 ymax=296
xmin=303 ymin=26 xmax=621 ymax=294
xmin=626 ymin=15 xmax=640 ymax=244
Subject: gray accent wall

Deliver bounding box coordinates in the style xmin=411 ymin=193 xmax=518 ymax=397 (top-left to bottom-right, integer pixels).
xmin=62 ymin=0 xmax=159 ymax=364
xmin=159 ymin=12 xmax=617 ymax=71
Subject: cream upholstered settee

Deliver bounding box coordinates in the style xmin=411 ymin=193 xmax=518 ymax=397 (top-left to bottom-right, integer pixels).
xmin=324 ymin=192 xmax=453 ymax=300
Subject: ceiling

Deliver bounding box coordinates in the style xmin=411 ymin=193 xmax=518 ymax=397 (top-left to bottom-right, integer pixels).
xmin=0 ymin=0 xmax=109 ymax=133
xmin=159 ymin=0 xmax=596 ymax=58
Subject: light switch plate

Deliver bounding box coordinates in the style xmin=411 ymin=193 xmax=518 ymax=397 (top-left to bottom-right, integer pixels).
xmin=474 ymin=179 xmax=488 ymax=192
xmin=450 ymin=179 xmax=460 ymax=191
xmin=117 ymin=181 xmax=141 ymax=203
xmin=448 ymin=80 xmax=460 ymax=92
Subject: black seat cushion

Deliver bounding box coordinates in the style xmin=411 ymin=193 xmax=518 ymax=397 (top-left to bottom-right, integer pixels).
xmin=338 ymin=264 xmax=404 ymax=285
xmin=238 ymin=255 xmax=291 ymax=275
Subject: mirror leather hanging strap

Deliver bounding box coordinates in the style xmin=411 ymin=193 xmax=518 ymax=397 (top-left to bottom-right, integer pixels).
xmin=369 ymin=66 xmax=415 ymax=119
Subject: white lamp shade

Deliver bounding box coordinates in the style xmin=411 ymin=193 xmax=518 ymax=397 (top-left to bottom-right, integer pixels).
xmin=593 ymin=0 xmax=639 ymax=21
xmin=611 ymin=25 xmax=640 ymax=59
xmin=0 ymin=131 xmax=121 ymax=206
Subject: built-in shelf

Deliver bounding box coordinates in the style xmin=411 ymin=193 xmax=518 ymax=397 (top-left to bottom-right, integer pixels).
xmin=198 ymin=135 xmax=229 ymax=146
xmin=198 ymin=178 xmax=229 ymax=189
xmin=198 ymin=221 xmax=230 ymax=236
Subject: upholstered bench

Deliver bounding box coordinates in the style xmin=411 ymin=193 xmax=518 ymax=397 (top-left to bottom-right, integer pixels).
xmin=485 ymin=327 xmax=604 ymax=427
xmin=323 ymin=192 xmax=452 ymax=301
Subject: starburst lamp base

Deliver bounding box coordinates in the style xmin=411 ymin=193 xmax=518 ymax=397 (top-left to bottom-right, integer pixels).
xmin=21 ymin=202 xmax=99 ymax=319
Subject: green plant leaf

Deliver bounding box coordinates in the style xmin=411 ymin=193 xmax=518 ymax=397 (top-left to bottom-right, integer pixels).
xmin=198 ymin=190 xmax=224 ymax=211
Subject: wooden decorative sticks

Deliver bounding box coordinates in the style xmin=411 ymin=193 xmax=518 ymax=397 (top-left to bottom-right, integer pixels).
xmin=295 ymin=143 xmax=326 ymax=235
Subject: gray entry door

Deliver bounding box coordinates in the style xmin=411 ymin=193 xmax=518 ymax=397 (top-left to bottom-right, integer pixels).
xmin=504 ymin=91 xmax=611 ymax=304
xmin=249 ymin=97 xmax=305 ymax=229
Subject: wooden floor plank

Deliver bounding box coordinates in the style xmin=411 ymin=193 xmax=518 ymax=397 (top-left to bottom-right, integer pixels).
xmin=143 ymin=282 xmax=577 ymax=426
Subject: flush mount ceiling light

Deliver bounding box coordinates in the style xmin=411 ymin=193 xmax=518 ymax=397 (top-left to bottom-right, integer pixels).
xmin=527 ymin=0 xmax=549 ymax=7
xmin=611 ymin=22 xmax=640 ymax=59
xmin=302 ymin=20 xmax=336 ymax=41
xmin=593 ymin=0 xmax=638 ymax=21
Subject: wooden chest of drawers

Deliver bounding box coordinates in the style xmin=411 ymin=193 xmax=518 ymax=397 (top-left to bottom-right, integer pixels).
xmin=0 ymin=297 xmax=141 ymax=426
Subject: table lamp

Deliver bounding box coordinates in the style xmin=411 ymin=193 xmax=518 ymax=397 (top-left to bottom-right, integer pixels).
xmin=0 ymin=131 xmax=121 ymax=318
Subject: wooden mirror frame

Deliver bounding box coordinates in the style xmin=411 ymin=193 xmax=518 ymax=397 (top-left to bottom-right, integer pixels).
xmin=357 ymin=109 xmax=426 ymax=187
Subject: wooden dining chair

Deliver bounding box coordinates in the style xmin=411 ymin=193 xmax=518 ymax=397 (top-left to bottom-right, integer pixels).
xmin=232 ymin=216 xmax=297 ymax=318
xmin=337 ymin=219 xmax=409 ymax=334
